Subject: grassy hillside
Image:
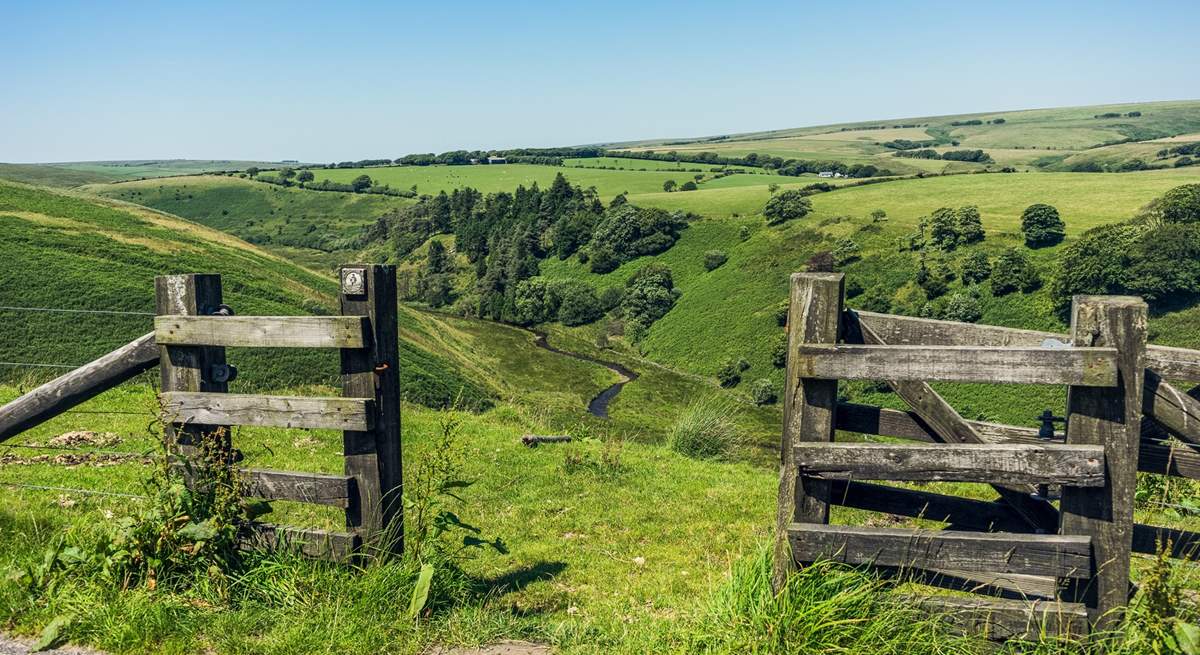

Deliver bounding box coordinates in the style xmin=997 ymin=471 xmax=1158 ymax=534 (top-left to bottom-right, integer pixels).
xmin=611 ymin=99 xmax=1200 ymax=174
xmin=0 ymin=180 xmax=488 ymax=409
xmin=88 ymin=175 xmax=412 ymax=270
xmin=0 ymin=163 xmax=114 ymax=188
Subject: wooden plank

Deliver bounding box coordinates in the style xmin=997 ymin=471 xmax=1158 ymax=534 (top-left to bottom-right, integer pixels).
xmin=0 ymin=332 xmax=158 ymax=443
xmin=240 ymin=522 xmax=360 ymax=562
xmin=794 ymin=344 xmax=1118 ymax=386
xmin=1132 ymin=523 xmax=1200 ymax=560
xmin=845 ymin=318 xmax=1060 ymax=532
xmin=892 ymin=570 xmax=1059 ymax=601
xmin=156 ymin=275 xmax=228 ymax=457
xmin=160 ymin=391 xmax=374 ymax=431
xmin=911 ymin=596 xmax=1088 ymax=640
xmin=1060 ymin=296 xmax=1146 ymax=631
xmin=853 ymin=309 xmax=1200 ymax=381
xmin=773 ymin=272 xmax=843 ymax=591
xmin=241 ymin=468 xmax=354 ymax=508
xmin=825 ymin=480 xmax=1031 ymax=533
xmin=340 ymin=265 xmax=403 ymax=554
xmin=797 ymin=443 xmax=1106 ymax=486
xmin=155 ymin=315 xmax=368 ymax=348
xmin=1144 ymin=370 xmax=1200 ymax=445
xmin=787 ymin=523 xmax=1093 ymax=578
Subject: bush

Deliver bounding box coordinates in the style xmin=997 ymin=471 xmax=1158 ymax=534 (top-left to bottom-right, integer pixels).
xmin=667 ymin=396 xmax=741 ymax=459
xmin=1159 ymin=184 xmax=1200 ymax=224
xmin=598 ymin=285 xmax=624 ymax=312
xmin=960 ymin=250 xmax=991 ymax=284
xmin=680 ymin=180 xmax=698 ymax=191
xmin=941 ymin=292 xmax=983 ymax=323
xmin=764 ymin=190 xmax=813 ymax=226
xmin=916 ymin=265 xmax=948 ymax=299
xmin=928 ymin=207 xmax=959 ymax=249
xmin=991 ymin=248 xmax=1041 ymax=295
xmin=750 ymin=379 xmax=778 ymax=405
xmin=774 ymin=301 xmax=790 ymax=327
xmin=623 ymin=263 xmax=679 ymax=326
xmin=772 ymin=334 xmax=788 ymax=368
xmin=556 ymin=282 xmax=604 ymax=326
xmin=1021 ymin=203 xmax=1065 ymax=248
xmin=704 ymin=250 xmax=729 ymax=271
xmin=717 ymin=358 xmax=744 ymax=388
xmin=957 ymin=205 xmax=984 ymax=243
xmin=833 ymin=239 xmax=860 ymax=265
xmin=738 ymin=225 xmax=751 ymax=241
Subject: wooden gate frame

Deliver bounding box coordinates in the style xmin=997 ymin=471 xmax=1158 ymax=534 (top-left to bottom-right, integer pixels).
xmin=154 ymin=265 xmax=401 ymax=561
xmin=774 ymin=272 xmax=1200 ymax=639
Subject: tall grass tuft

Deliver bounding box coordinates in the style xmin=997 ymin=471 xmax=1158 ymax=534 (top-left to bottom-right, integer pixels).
xmin=667 ymin=395 xmax=741 ymax=460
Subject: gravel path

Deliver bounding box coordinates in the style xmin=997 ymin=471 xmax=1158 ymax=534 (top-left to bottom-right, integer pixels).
xmin=0 ymin=635 xmax=103 ymax=655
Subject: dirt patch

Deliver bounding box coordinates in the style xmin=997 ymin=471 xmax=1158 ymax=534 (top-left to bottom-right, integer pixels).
xmin=427 ymin=641 xmax=552 ymax=655
xmin=0 ymin=452 xmax=149 ymax=468
xmin=46 ymin=431 xmax=122 ymax=448
xmin=0 ymin=633 xmax=105 ymax=654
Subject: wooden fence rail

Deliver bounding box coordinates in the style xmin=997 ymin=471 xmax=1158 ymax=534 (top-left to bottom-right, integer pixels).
xmin=776 ymin=272 xmax=1200 ymax=640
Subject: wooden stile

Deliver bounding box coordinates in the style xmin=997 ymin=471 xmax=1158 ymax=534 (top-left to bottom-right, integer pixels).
xmin=794 ymin=344 xmax=1118 ymax=386
xmin=240 ymin=523 xmax=360 ymax=562
xmin=772 ymin=272 xmax=843 ymax=591
xmin=155 ymin=315 xmax=368 ymax=349
xmin=239 ymin=469 xmax=356 ymax=508
xmin=1060 ymin=296 xmax=1147 ymax=631
xmin=911 ymin=596 xmax=1089 ymax=640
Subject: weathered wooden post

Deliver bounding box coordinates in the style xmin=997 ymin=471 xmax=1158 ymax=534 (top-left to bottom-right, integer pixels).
xmin=772 ymin=272 xmax=843 ymax=591
xmin=155 ymin=274 xmax=229 ymax=457
xmin=338 ymin=264 xmax=402 ymax=554
xmin=1061 ymin=296 xmax=1147 ymax=632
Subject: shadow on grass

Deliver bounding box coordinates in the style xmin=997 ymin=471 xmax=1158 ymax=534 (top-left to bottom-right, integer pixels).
xmin=473 ymin=560 xmax=567 ymax=601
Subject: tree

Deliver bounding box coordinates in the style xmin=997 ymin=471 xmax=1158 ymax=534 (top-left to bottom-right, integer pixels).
xmin=663 ymin=180 xmax=677 ymax=193
xmin=957 ymin=205 xmax=984 ymax=243
xmin=622 ymin=263 xmax=679 ymax=326
xmin=1159 ymin=184 xmax=1200 ymax=224
xmin=556 ymin=282 xmax=603 ymax=326
xmin=991 ymin=248 xmax=1041 ymax=295
xmin=1021 ymin=203 xmax=1065 ymax=248
xmin=763 ymin=190 xmax=813 ymax=226
xmin=279 ymin=167 xmax=296 ymax=182
xmin=351 ymin=174 xmax=373 ymax=192
xmin=680 ymin=181 xmax=698 ymax=191
xmin=870 ymin=209 xmax=888 ymax=223
xmin=419 ymin=240 xmax=454 ymax=308
xmin=704 ymin=250 xmax=728 ymax=271
xmin=768 ymin=183 xmax=780 ymax=194
xmin=750 ymin=379 xmax=778 ymax=405
xmin=942 ymin=292 xmax=983 ymax=323
xmin=296 ymin=170 xmax=315 ymax=184
xmin=928 ymin=207 xmax=959 ymax=249
xmin=961 ymin=250 xmax=991 ymax=284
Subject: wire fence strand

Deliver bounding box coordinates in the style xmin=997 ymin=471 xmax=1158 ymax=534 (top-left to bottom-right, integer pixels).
xmin=0 ymin=305 xmax=154 ymax=317
xmin=0 ymin=481 xmax=146 ymax=499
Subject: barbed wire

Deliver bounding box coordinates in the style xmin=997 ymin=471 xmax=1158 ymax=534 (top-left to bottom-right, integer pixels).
xmin=0 ymin=305 xmax=154 ymax=317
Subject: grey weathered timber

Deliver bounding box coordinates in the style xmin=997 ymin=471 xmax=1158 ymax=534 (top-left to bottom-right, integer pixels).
xmin=825 ymin=480 xmax=1030 ymax=533
xmin=161 ymin=391 xmax=374 ymax=431
xmin=240 ymin=468 xmax=355 ymax=507
xmin=847 ymin=318 xmax=1060 ymax=532
xmin=773 ymin=272 xmax=843 ymax=591
xmin=155 ymin=315 xmax=368 ymax=348
xmin=1144 ymin=370 xmax=1200 ymax=445
xmin=892 ymin=570 xmax=1059 ymax=601
xmin=787 ymin=523 xmax=1093 ymax=578
xmin=794 ymin=344 xmax=1118 ymax=387
xmin=0 ymin=332 xmax=158 ymax=443
xmin=1060 ymin=296 xmax=1147 ymax=631
xmin=1132 ymin=523 xmax=1200 ymax=560
xmin=853 ymin=309 xmax=1200 ymax=381
xmin=340 ymin=264 xmax=403 ymax=554
xmin=156 ymin=275 xmax=228 ymax=456
xmin=795 ymin=443 xmax=1106 ymax=486
xmin=240 ymin=523 xmax=360 ymax=562
xmin=911 ymin=596 xmax=1089 ymax=640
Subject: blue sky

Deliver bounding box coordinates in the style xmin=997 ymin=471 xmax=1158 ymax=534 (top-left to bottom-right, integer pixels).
xmin=2 ymin=0 xmax=1198 ymax=163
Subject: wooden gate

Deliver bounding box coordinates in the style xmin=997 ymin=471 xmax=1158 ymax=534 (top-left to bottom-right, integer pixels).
xmin=774 ymin=272 xmax=1200 ymax=639
xmin=154 ymin=265 xmax=401 ymax=561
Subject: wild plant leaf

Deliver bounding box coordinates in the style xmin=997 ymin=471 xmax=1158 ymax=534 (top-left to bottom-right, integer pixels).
xmin=177 ymin=520 xmax=218 ymax=542
xmin=408 ymin=563 xmax=435 ymax=620
xmin=57 ymin=546 xmax=86 ymax=566
xmin=1176 ymin=621 xmax=1200 ymax=655
xmin=30 ymin=615 xmax=70 ymax=652
xmin=1166 ymin=508 xmax=1183 ymax=520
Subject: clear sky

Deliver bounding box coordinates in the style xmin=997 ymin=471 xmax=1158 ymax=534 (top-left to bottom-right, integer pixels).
xmin=3 ymin=0 xmax=1198 ymax=163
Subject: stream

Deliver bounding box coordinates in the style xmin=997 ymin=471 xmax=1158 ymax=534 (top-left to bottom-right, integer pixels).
xmin=529 ymin=331 xmax=638 ymax=419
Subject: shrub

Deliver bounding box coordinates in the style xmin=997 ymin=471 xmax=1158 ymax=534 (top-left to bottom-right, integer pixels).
xmin=750 ymin=379 xmax=778 ymax=405
xmin=764 ymin=190 xmax=813 ymax=226
xmin=738 ymin=225 xmax=751 ymax=241
xmin=941 ymin=292 xmax=983 ymax=323
xmin=832 ymin=238 xmax=860 ymax=265
xmin=1049 ymin=222 xmax=1141 ymax=309
xmin=598 ymin=285 xmax=624 ymax=312
xmin=556 ymin=282 xmax=603 ymax=326
xmin=667 ymin=396 xmax=741 ymax=459
xmin=845 ymin=278 xmax=864 ymax=298
xmin=717 ymin=359 xmax=744 ymax=387
xmin=806 ymin=251 xmax=835 ymax=272
xmin=928 ymin=207 xmax=959 ymax=249
xmin=991 ymin=248 xmax=1041 ymax=295
xmin=1159 ymin=184 xmax=1200 ymax=224
xmin=704 ymin=250 xmax=729 ymax=271
xmin=1021 ymin=203 xmax=1065 ymax=248
xmin=916 ymin=265 xmax=948 ymax=299
xmin=774 ymin=301 xmax=790 ymax=327
xmin=960 ymin=250 xmax=991 ymax=284
xmin=680 ymin=180 xmax=698 ymax=191
xmin=957 ymin=205 xmax=984 ymax=243
xmin=623 ymin=263 xmax=678 ymax=326
xmin=772 ymin=334 xmax=788 ymax=368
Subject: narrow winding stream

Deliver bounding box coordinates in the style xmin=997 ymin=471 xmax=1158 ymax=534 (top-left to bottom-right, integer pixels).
xmin=530 ymin=331 xmax=638 ymax=419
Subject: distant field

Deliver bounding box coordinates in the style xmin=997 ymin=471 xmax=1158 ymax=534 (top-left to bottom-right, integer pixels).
xmin=312 ymin=163 xmax=773 ymax=197
xmin=47 ymin=159 xmax=306 ymax=181
xmin=562 ymin=156 xmax=771 ymax=173
xmin=88 ymin=175 xmax=411 ymax=270
xmin=0 ymin=163 xmax=113 ymax=187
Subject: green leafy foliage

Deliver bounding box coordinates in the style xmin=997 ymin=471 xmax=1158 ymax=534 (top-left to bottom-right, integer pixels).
xmin=704 ymin=250 xmax=728 ymax=271
xmin=763 ymin=190 xmax=813 ymax=226
xmin=1021 ymin=203 xmax=1066 ymax=248
xmin=991 ymin=248 xmax=1041 ymax=295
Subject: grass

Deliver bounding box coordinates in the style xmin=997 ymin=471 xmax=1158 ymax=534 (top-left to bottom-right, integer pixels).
xmin=87 ymin=175 xmax=412 ymax=270
xmin=666 ymin=395 xmax=741 ymax=460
